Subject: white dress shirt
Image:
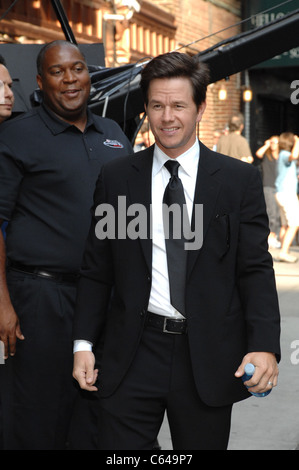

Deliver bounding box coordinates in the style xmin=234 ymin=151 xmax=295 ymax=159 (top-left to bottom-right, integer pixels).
xmin=148 ymin=139 xmax=200 ymax=319
xmin=74 ymin=139 xmax=200 ymax=352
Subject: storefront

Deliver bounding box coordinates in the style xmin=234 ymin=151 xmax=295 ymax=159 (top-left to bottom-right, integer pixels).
xmin=243 ymin=0 xmax=299 ymax=152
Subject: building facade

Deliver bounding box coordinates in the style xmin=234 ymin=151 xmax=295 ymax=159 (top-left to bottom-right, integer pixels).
xmin=0 ymin=0 xmax=245 ymax=149
xmin=243 ymin=0 xmax=299 ymax=154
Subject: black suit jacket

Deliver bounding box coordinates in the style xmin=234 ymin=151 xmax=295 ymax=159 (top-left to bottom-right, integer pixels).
xmin=73 ymin=141 xmax=281 ymax=407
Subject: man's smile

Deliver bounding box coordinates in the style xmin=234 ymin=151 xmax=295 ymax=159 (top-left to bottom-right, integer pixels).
xmin=62 ymin=89 xmax=81 ymax=95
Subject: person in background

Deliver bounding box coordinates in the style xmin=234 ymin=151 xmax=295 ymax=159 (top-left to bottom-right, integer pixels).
xmin=212 ymin=129 xmax=222 ymax=151
xmin=212 ymin=128 xmax=228 ymax=151
xmin=72 ymin=51 xmax=280 ymax=451
xmin=256 ymin=136 xmax=281 ymax=249
xmin=0 ymin=40 xmax=132 ymax=450
xmin=275 ymin=132 xmax=299 ymax=263
xmin=0 ymin=55 xmax=14 ymax=124
xmin=217 ymin=113 xmax=253 ymax=163
xmin=0 ymin=55 xmax=14 ymax=240
xmin=0 ymin=54 xmax=14 ymax=450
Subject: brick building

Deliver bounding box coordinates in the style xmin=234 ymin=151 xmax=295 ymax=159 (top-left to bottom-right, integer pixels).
xmin=0 ymin=0 xmax=244 ymax=148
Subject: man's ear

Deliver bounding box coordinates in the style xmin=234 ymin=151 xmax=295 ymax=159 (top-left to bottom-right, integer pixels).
xmin=36 ymin=74 xmax=43 ymax=91
xmin=196 ymin=101 xmax=207 ymax=124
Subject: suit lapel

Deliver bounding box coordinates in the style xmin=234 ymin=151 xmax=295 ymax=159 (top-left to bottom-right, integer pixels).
xmin=127 ymin=146 xmax=154 ymax=273
xmin=188 ymin=142 xmax=222 ymax=277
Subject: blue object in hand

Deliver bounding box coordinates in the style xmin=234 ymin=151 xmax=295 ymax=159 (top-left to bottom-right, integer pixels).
xmin=242 ymin=363 xmax=271 ymax=397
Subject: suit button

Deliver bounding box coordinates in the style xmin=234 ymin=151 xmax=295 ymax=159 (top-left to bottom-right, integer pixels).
xmin=140 ymin=309 xmax=146 ymax=316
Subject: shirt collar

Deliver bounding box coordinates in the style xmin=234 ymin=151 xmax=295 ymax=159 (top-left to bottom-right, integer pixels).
xmin=38 ymin=103 xmax=103 ymax=135
xmin=152 ymin=139 xmax=200 ymax=177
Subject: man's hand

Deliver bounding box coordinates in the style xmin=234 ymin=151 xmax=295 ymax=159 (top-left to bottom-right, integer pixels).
xmin=0 ymin=303 xmax=24 ymax=359
xmin=0 ymin=227 xmax=24 ymax=358
xmin=73 ymin=351 xmax=98 ymax=391
xmin=235 ymin=352 xmax=278 ymax=394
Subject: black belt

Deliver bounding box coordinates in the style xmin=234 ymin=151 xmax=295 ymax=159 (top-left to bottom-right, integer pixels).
xmin=146 ymin=312 xmax=187 ymax=334
xmin=8 ymin=261 xmax=80 ymax=283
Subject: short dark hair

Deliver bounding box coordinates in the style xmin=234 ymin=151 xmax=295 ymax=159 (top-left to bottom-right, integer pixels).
xmin=140 ymin=52 xmax=210 ymax=107
xmin=36 ymin=40 xmax=85 ymax=75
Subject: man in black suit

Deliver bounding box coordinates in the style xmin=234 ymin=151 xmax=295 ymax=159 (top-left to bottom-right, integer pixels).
xmin=72 ymin=52 xmax=280 ymax=450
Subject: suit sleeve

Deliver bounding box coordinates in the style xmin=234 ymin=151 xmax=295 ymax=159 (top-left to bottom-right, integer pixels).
xmin=72 ymin=169 xmax=114 ymax=344
xmin=237 ymin=166 xmax=281 ymax=360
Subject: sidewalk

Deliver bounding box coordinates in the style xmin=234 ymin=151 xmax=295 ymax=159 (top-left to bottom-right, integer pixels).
xmin=157 ymin=245 xmax=299 ymax=450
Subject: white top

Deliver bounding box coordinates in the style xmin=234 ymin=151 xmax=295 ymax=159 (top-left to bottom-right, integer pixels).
xmin=148 ymin=139 xmax=199 ymax=319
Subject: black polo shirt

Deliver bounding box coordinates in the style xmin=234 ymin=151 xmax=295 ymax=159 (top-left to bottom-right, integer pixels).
xmin=0 ymin=104 xmax=132 ymax=272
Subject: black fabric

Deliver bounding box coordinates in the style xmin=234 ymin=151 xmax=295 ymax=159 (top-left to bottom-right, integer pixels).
xmin=3 ymin=270 xmax=78 ymax=449
xmin=97 ymin=326 xmax=232 ymax=450
xmin=0 ymin=104 xmax=132 ymax=272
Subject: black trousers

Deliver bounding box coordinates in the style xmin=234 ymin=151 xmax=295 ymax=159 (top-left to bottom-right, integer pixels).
xmin=97 ymin=324 xmax=232 ymax=450
xmin=1 ymin=270 xmax=98 ymax=450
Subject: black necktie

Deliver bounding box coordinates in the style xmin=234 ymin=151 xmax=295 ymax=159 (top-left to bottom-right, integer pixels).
xmin=163 ymin=160 xmax=189 ymax=316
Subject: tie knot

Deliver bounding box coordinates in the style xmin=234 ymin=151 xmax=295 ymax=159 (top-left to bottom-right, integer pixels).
xmin=164 ymin=160 xmax=180 ymax=177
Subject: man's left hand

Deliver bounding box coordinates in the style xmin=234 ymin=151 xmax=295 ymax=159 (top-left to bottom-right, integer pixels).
xmin=235 ymin=352 xmax=278 ymax=394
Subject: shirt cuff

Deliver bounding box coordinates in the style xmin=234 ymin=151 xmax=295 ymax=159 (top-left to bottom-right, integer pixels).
xmin=73 ymin=339 xmax=93 ymax=353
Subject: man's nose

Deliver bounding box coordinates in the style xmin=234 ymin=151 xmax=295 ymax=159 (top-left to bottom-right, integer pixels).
xmin=63 ymin=69 xmax=77 ymax=82
xmin=0 ymin=82 xmax=13 ymax=102
xmin=5 ymin=85 xmax=13 ymax=99
xmin=162 ymin=106 xmax=174 ymax=121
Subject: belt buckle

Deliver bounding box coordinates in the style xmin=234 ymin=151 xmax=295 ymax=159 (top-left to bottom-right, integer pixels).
xmin=163 ymin=317 xmax=182 ymax=334
xmin=35 ymin=269 xmax=55 ymax=280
